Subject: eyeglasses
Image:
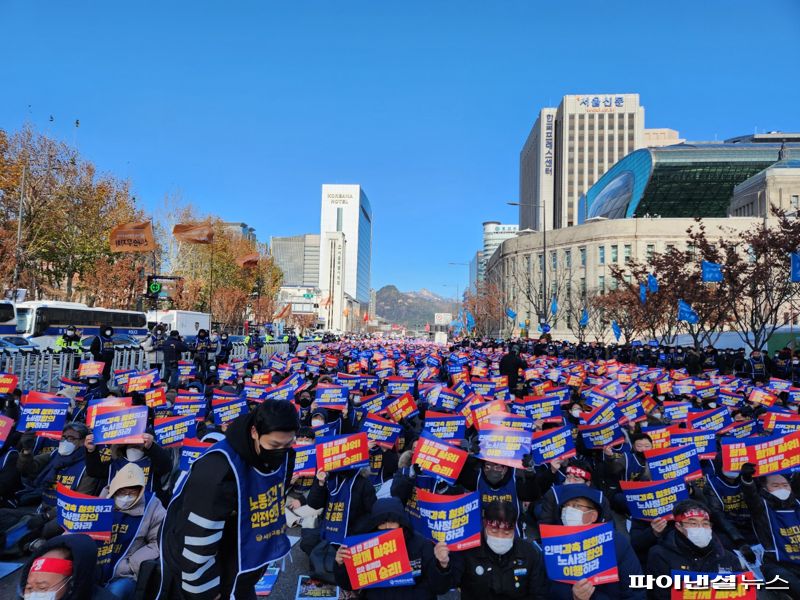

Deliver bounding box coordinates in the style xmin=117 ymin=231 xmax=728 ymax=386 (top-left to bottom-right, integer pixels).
xmin=484 ymin=464 xmax=506 ymax=472
xmin=566 ymin=504 xmax=596 ymax=512
xmin=61 ymin=435 xmax=81 ymax=443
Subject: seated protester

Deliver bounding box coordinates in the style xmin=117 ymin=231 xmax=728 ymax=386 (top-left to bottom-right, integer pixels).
xmin=304 ymin=466 xmax=377 ymax=581
xmin=0 ymin=420 xmax=21 ymax=507
xmin=97 ymin=463 xmax=166 ymax=600
xmin=646 ymin=500 xmax=742 ymax=600
xmin=390 ymin=445 xmax=467 ymax=504
xmin=367 ymin=439 xmax=399 ymax=490
xmin=550 ymin=486 xmax=645 ymax=600
xmin=458 ymin=456 xmax=540 ymax=535
xmin=85 ymin=432 xmax=172 ymax=505
xmin=740 ymin=463 xmax=800 ymax=597
xmin=160 ymin=399 xmax=299 ymax=600
xmin=605 ymin=433 xmax=652 ymax=483
xmin=702 ymin=459 xmax=759 ymax=547
xmin=535 ymin=459 xmax=614 ymax=526
xmin=333 ymin=497 xmax=458 ymax=599
xmin=15 ymin=424 xmax=95 ymax=508
xmin=309 ymin=407 xmax=341 ymax=437
xmin=17 ymin=533 xmax=117 ymax=600
xmin=286 ymin=427 xmax=322 ymax=528
xmin=456 ymin=500 xmax=549 ymax=600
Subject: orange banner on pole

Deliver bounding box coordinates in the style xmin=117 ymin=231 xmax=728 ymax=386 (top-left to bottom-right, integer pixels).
xmin=109 ymin=221 xmax=156 ymax=253
xmin=173 ymin=222 xmax=214 ymax=244
xmin=235 ymin=253 xmax=259 ymax=268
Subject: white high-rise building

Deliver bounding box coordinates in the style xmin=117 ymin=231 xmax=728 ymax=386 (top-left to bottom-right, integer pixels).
xmin=480 ymin=221 xmax=518 ymax=283
xmin=318 ymin=184 xmax=372 ymax=305
xmin=519 ymin=94 xmax=679 ymax=230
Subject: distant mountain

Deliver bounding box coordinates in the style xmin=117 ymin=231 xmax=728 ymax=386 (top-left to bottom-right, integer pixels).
xmin=375 ymin=285 xmax=456 ymax=329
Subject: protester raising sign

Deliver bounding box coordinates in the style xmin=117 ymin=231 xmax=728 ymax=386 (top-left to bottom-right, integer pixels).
xmin=360 ymin=414 xmax=403 ymax=449
xmin=78 ymin=361 xmax=105 ymax=378
xmin=620 ymin=479 xmax=690 ymax=521
xmin=154 ymin=415 xmax=197 ymax=447
xmin=292 ymin=444 xmax=317 ymax=477
xmin=56 ymin=484 xmax=113 ymax=542
xmin=412 ymin=490 xmax=481 ymax=551
xmin=212 ymin=396 xmax=248 ymax=426
xmin=476 ymin=425 xmax=531 ymax=469
xmin=314 ymin=384 xmax=349 ymax=410
xmin=721 ymin=431 xmax=800 ymax=477
xmin=579 ymin=421 xmax=625 ymax=450
xmin=343 ymin=528 xmax=414 ymax=589
xmin=17 ymin=394 xmax=69 ymax=433
xmin=422 ymin=413 xmax=466 ymax=444
xmin=318 ymin=432 xmax=370 ymax=473
xmin=385 ymin=393 xmax=419 ymax=423
xmin=540 ymin=522 xmax=619 ymax=585
xmin=645 ymin=445 xmax=703 ymax=482
xmin=91 ymin=405 xmax=147 ymax=445
xmin=411 ymin=431 xmax=468 ymax=484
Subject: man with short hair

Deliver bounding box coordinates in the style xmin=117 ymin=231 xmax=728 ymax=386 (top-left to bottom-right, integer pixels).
xmin=159 ymin=399 xmax=299 ymax=600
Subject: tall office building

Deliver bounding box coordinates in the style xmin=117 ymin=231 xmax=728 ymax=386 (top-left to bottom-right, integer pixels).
xmin=519 ymin=94 xmax=680 ymax=230
xmin=270 ymin=234 xmax=320 ymax=287
xmin=480 ymin=221 xmax=518 ymax=283
xmin=468 ymin=250 xmax=480 ymax=292
xmin=319 ymin=232 xmax=347 ymax=331
xmin=319 ymin=184 xmax=372 ymax=305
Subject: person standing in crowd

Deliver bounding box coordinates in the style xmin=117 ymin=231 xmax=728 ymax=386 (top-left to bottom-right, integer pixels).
xmin=90 ymin=325 xmax=116 ymax=381
xmin=54 ymin=326 xmax=82 ymax=353
xmin=159 ymin=399 xmax=299 ymax=600
xmin=162 ymin=330 xmax=189 ymax=390
xmin=192 ymin=329 xmax=214 ymax=383
xmin=141 ymin=325 xmax=167 ymax=377
xmin=288 ymin=329 xmax=299 ymax=354
xmin=216 ymin=332 xmax=234 ymax=365
xmin=499 ymin=344 xmax=525 ymax=396
xmin=456 ymin=500 xmax=549 ymax=600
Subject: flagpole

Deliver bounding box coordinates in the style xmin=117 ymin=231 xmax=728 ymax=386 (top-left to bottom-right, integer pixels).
xmin=209 ymin=239 xmax=214 ymax=327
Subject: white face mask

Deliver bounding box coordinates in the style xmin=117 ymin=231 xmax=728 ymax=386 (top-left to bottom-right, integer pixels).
xmin=57 ymin=440 xmax=76 ymax=456
xmin=485 ymin=534 xmax=514 ymax=555
xmin=771 ymin=488 xmax=791 ymax=501
xmin=115 ymin=493 xmax=138 ymax=510
xmin=570 ymin=408 xmax=581 ymax=418
xmin=707 ymin=402 xmax=717 ymax=409
xmin=651 ymin=412 xmax=662 ymax=420
xmin=24 ymin=577 xmax=70 ymax=600
xmin=561 ymin=506 xmax=586 ymax=527
xmin=126 ymin=447 xmax=145 ymax=462
xmin=657 ymin=395 xmax=665 ymax=401
xmin=312 ymin=419 xmax=325 ymax=428
xmin=723 ymin=471 xmax=738 ymax=479
xmin=683 ymin=526 xmax=713 ymax=548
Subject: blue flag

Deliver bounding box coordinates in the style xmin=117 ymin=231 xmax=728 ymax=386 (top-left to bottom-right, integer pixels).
xmin=792 ymin=252 xmax=800 ymax=283
xmin=611 ymin=320 xmax=621 ymax=341
xmin=579 ymin=308 xmax=589 ymax=328
xmin=550 ymin=296 xmax=558 ymax=315
xmin=647 ymin=273 xmax=658 ymax=294
xmin=639 ymin=282 xmax=647 ymax=304
xmin=465 ymin=310 xmax=475 ymax=332
xmin=677 ymin=299 xmax=700 ymax=324
xmin=505 ymin=307 xmax=517 ymax=320
xmin=701 ymin=260 xmax=723 ymax=283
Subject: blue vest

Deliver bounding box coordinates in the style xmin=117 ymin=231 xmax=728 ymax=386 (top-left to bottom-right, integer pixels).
xmin=321 ymin=474 xmax=357 ymax=544
xmin=99 ymin=335 xmax=115 ymax=355
xmin=0 ymin=447 xmax=17 ymax=470
xmin=706 ymin=475 xmax=750 ymax=530
xmin=97 ymin=495 xmax=153 ymax=582
xmin=765 ymin=498 xmax=800 ymax=565
xmin=42 ymin=460 xmax=86 ymax=508
xmin=173 ymin=438 xmax=291 ymax=578
xmin=477 ymin=468 xmax=521 ymax=535
xmin=624 ymin=452 xmax=646 ymax=480
xmin=368 ymin=448 xmax=386 ymax=487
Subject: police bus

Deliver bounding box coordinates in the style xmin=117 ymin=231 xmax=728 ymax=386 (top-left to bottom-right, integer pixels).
xmin=15 ymin=301 xmax=148 ymax=347
xmin=0 ymin=301 xmax=16 ymax=335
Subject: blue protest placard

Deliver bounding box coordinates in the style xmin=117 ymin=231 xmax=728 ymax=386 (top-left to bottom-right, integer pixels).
xmin=314 ymin=384 xmax=349 ymax=410
xmin=645 ymin=445 xmax=702 ymax=482
xmin=580 ymin=420 xmax=625 ymax=450
xmin=531 ymin=425 xmax=576 ymax=465
xmin=17 ymin=395 xmax=69 ymax=433
xmin=154 ymin=415 xmax=197 ymax=447
xmin=91 ymin=405 xmax=147 ymax=445
xmin=212 ymin=396 xmax=248 ymax=425
xmin=476 ymin=425 xmax=531 ymax=469
xmin=360 ymin=414 xmax=403 ymax=449
xmin=56 ymin=484 xmax=114 ymax=542
xmin=540 ymin=522 xmax=619 ymax=585
xmin=620 ymin=478 xmax=690 ymax=521
xmin=412 ymin=489 xmax=481 ymax=551
xmin=422 ymin=413 xmax=466 ymax=443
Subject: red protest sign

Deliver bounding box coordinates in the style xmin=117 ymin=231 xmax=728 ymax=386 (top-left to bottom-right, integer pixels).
xmin=385 ymin=393 xmax=418 ymax=423
xmin=344 ymin=527 xmax=412 ymax=590
xmin=0 ymin=373 xmax=18 ymax=394
xmin=748 ymin=388 xmax=777 ymax=408
xmin=144 ymin=387 xmax=167 ymax=408
xmin=77 ymin=361 xmax=105 ymax=378
xmin=411 ymin=432 xmax=467 ymax=484
xmin=126 ymin=372 xmax=156 ymax=394
xmin=317 ymin=433 xmax=370 ymax=473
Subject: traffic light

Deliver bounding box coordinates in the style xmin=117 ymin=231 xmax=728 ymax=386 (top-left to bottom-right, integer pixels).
xmin=145 ymin=276 xmax=162 ymax=299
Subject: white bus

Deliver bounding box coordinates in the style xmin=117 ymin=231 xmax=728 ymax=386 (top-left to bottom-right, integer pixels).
xmin=15 ymin=301 xmax=148 ymax=347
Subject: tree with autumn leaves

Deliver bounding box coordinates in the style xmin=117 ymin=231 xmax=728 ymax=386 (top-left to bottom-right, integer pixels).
xmin=596 ymin=212 xmax=800 ymax=350
xmin=0 ymin=125 xmax=284 ymax=325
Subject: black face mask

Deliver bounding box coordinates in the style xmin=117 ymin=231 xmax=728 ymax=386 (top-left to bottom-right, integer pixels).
xmin=485 ymin=469 xmax=505 ymax=486
xmin=257 ymin=446 xmax=288 ymax=472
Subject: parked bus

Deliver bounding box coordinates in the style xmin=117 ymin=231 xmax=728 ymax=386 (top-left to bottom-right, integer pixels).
xmin=0 ymin=301 xmax=16 ymax=335
xmin=15 ymin=301 xmax=148 ymax=347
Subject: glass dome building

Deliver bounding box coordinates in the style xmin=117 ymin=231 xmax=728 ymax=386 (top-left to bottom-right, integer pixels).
xmin=580 ymin=143 xmax=799 ymax=222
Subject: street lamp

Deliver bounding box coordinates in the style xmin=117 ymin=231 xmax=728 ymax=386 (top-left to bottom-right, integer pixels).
xmin=508 ymin=201 xmax=548 ymax=325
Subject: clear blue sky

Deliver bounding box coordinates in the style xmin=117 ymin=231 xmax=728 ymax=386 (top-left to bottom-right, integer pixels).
xmin=2 ymin=1 xmax=799 ymax=295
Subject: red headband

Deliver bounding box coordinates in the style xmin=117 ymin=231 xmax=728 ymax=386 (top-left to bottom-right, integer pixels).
xmin=30 ymin=557 xmax=72 ymax=576
xmin=484 ymin=519 xmax=514 ymax=531
xmin=566 ymin=466 xmax=591 ymax=482
xmin=675 ymin=509 xmax=709 ymax=522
